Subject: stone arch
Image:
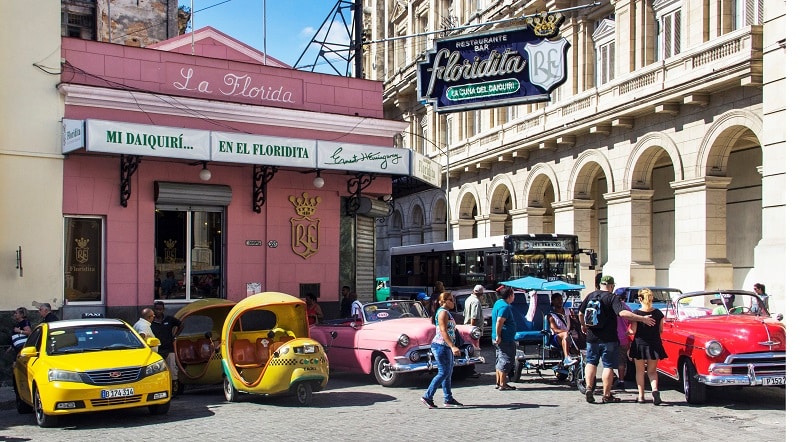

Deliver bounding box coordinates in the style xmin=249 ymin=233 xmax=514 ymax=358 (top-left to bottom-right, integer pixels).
xmin=454 ymin=184 xmax=482 ymax=219
xmin=410 ymin=204 xmax=424 ymax=227
xmin=523 ymin=163 xmax=560 ymax=205
xmin=626 ymin=132 xmax=684 ymax=189
xmin=696 ymin=109 xmax=763 ymax=176
xmin=568 ymin=149 xmax=615 ymax=199
xmin=389 ymin=207 xmax=404 ymax=232
xmin=487 ymin=174 xmax=517 ymax=212
xmin=431 ymin=195 xmax=447 ymax=223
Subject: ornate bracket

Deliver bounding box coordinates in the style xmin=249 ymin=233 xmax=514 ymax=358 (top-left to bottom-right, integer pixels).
xmin=346 ymin=172 xmax=375 ymax=216
xmin=253 ymin=165 xmax=278 ymax=213
xmin=120 ymin=154 xmax=141 ymax=207
xmin=377 ymin=196 xmax=395 ymax=223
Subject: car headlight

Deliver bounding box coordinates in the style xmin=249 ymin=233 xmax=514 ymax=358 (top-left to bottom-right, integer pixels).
xmin=469 ymin=327 xmax=481 ymax=340
xmin=398 ymin=334 xmax=410 ymax=347
xmin=48 ymin=369 xmax=82 ymax=383
xmin=144 ymin=359 xmax=167 ymax=377
xmin=705 ymin=340 xmax=723 ymax=357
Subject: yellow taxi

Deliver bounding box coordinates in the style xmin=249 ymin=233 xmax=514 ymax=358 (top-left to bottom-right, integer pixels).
xmin=13 ymin=318 xmax=171 ymax=427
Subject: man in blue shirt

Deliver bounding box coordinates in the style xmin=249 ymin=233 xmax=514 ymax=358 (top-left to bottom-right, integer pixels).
xmin=492 ymin=286 xmax=517 ymax=390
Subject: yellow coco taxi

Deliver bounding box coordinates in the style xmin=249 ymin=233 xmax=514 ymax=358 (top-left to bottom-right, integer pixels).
xmin=173 ymin=298 xmax=236 ymax=393
xmin=221 ymin=292 xmax=329 ymax=406
xmin=13 ymin=318 xmax=171 ymax=427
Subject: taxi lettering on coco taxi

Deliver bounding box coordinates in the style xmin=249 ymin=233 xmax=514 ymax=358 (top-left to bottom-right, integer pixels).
xmin=13 ymin=318 xmax=171 ymax=427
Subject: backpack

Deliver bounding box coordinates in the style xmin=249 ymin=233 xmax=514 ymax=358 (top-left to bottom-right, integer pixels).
xmin=584 ymin=292 xmax=605 ymax=328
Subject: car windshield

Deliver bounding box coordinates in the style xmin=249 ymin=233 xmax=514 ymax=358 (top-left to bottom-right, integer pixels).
xmin=648 ymin=289 xmax=682 ymax=303
xmin=46 ymin=325 xmax=145 ymax=355
xmin=666 ymin=292 xmax=769 ymax=319
xmin=362 ymin=300 xmax=427 ymax=323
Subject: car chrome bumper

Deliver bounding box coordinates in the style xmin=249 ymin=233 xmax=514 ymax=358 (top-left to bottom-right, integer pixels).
xmin=697 ymin=372 xmax=786 ymax=387
xmin=390 ymin=355 xmax=485 ymax=373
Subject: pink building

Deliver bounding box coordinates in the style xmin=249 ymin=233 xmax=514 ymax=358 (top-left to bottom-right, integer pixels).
xmin=59 ymin=29 xmax=407 ymax=320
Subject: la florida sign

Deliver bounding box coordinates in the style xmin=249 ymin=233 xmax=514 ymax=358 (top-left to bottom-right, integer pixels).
xmin=417 ymin=21 xmax=570 ymax=113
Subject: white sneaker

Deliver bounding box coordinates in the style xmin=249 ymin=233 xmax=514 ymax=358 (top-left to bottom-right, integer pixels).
xmin=563 ymin=356 xmax=578 ymax=367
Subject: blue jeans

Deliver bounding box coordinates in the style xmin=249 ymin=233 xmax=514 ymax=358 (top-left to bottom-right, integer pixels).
xmin=424 ymin=343 xmax=454 ymax=402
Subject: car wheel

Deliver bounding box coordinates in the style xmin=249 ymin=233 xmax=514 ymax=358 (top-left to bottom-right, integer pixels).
xmin=294 ymin=381 xmax=313 ymax=406
xmin=148 ymin=401 xmax=171 ymax=415
xmin=510 ymin=360 xmax=523 ymax=383
xmin=33 ymin=387 xmax=58 ymax=428
xmin=223 ymin=375 xmax=241 ymax=402
xmin=682 ymin=360 xmax=707 ymax=404
xmin=373 ymin=354 xmax=403 ymax=387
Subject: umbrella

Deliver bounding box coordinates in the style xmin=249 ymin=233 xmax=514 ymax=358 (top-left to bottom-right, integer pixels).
xmin=498 ymin=276 xmax=549 ymax=290
xmin=540 ymin=280 xmax=585 ymax=291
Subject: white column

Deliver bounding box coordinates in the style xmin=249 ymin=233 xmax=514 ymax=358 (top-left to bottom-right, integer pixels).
xmin=509 ymin=207 xmax=547 ymax=234
xmin=604 ymin=189 xmax=656 ymax=287
xmin=669 ymin=177 xmax=733 ymax=291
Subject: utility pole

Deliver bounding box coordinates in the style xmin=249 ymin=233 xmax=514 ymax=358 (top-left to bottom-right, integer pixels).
xmin=353 ymin=0 xmax=363 ymax=78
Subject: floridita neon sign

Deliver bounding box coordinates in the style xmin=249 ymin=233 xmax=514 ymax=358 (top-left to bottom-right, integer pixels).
xmin=417 ymin=12 xmax=569 ymax=113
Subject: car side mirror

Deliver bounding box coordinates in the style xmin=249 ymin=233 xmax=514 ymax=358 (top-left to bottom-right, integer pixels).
xmin=19 ymin=346 xmax=38 ymax=357
xmin=145 ymin=337 xmax=161 ymax=348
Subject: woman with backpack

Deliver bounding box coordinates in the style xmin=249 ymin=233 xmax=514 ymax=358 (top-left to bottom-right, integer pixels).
xmin=628 ymin=288 xmax=668 ymax=405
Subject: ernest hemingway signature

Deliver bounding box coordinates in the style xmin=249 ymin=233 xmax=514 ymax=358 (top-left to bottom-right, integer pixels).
xmin=324 ymin=147 xmax=403 ymax=170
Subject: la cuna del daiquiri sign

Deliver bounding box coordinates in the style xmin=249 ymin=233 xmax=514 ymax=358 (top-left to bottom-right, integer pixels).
xmin=417 ymin=12 xmax=570 ymax=113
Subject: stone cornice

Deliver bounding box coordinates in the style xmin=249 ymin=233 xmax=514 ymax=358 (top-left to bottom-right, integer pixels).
xmin=670 ymin=176 xmax=734 ymax=194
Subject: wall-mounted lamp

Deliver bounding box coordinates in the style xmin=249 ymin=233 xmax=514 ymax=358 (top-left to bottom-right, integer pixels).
xmin=199 ymin=162 xmax=211 ymax=181
xmin=312 ymin=170 xmax=325 ymax=189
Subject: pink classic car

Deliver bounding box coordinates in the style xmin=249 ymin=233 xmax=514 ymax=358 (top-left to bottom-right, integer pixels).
xmin=310 ymin=300 xmax=484 ymax=387
xmin=657 ymin=290 xmax=785 ymax=404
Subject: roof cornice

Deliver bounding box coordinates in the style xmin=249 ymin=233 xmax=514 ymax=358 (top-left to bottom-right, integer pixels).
xmin=59 ymin=83 xmax=408 ymax=137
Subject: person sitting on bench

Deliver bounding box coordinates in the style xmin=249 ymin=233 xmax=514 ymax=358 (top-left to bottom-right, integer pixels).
xmin=549 ymin=292 xmax=578 ymax=367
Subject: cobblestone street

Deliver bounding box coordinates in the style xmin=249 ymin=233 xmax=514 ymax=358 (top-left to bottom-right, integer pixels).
xmin=0 ymin=351 xmax=786 ymax=442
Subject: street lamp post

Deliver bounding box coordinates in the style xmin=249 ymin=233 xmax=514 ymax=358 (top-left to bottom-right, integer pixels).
xmin=445 ymin=147 xmax=450 ymax=241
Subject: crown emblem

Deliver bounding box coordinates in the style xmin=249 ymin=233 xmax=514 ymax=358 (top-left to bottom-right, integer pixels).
xmin=289 ymin=192 xmax=321 ymax=218
xmin=164 ymin=239 xmax=177 ymax=249
xmin=527 ymin=11 xmax=564 ymax=38
xmin=75 ymin=237 xmax=90 ymax=248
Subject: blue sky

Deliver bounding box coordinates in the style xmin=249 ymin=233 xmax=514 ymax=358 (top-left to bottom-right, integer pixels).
xmin=179 ymin=0 xmax=351 ymax=72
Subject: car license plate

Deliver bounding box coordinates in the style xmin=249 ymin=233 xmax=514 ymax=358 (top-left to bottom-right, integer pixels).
xmin=763 ymin=376 xmax=785 ymax=386
xmin=101 ymin=388 xmax=134 ymax=399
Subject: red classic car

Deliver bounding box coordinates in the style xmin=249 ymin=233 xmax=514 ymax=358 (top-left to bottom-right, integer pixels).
xmin=310 ymin=300 xmax=484 ymax=387
xmin=657 ymin=290 xmax=785 ymax=404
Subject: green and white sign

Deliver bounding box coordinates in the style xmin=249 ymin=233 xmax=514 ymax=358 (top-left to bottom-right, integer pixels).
xmin=85 ymin=120 xmax=210 ymax=160
xmin=211 ymin=132 xmax=316 ymax=167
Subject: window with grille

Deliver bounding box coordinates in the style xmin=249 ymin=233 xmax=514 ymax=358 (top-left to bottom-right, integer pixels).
xmin=62 ymin=11 xmax=96 ymax=40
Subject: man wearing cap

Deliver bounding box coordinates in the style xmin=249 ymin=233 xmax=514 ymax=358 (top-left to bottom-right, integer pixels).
xmin=464 ymin=285 xmax=484 ymax=328
xmin=578 ymin=275 xmax=655 ymax=404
